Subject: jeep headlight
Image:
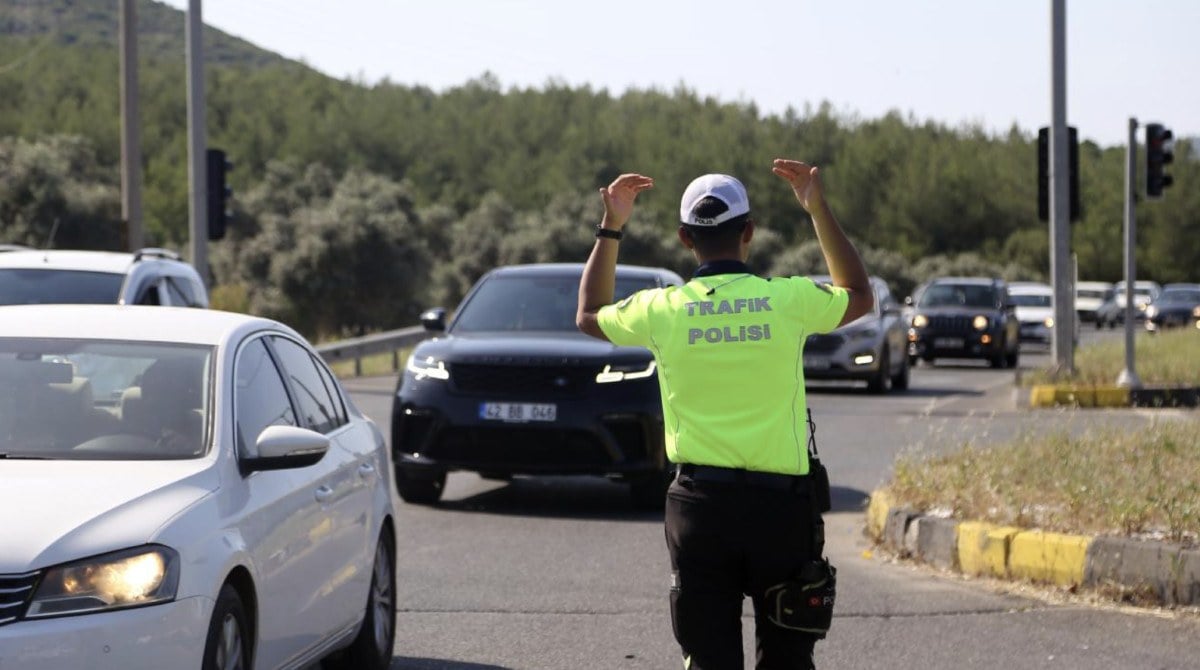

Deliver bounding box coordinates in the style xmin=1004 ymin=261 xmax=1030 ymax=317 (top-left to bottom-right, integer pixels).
xmin=912 ymin=314 xmax=928 ymax=328
xmin=972 ymin=315 xmax=989 ymax=330
xmin=406 ymin=354 xmax=449 ymax=381
xmin=26 ymin=546 xmax=179 ymax=618
xmin=596 ymin=360 xmax=656 ymax=383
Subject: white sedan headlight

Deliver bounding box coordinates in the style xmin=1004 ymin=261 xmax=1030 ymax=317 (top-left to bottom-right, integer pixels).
xmin=1044 ymin=317 xmax=1055 ymax=328
xmin=406 ymin=354 xmax=449 ymax=381
xmin=26 ymin=546 xmax=179 ymax=618
xmin=596 ymin=361 xmax=656 ymax=383
xmin=972 ymin=315 xmax=989 ymax=330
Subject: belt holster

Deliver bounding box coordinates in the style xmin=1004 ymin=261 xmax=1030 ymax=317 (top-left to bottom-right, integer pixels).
xmin=807 ymin=409 xmax=832 ymax=513
xmin=764 ymin=558 xmax=837 ymax=637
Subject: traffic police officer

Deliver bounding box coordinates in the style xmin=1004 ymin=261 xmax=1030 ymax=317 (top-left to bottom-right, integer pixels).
xmin=577 ymin=159 xmax=873 ymax=669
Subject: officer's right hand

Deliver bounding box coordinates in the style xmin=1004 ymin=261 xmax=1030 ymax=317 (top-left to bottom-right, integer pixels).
xmin=599 ymin=173 xmax=654 ymax=230
xmin=772 ymin=159 xmax=827 ymax=215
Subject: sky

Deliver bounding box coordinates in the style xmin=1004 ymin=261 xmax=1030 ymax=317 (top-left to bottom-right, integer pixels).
xmin=159 ymin=0 xmax=1199 ymax=148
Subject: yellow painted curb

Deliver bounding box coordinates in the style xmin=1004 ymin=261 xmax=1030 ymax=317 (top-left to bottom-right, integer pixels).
xmin=1029 ymin=385 xmax=1058 ymax=407
xmin=1093 ymin=387 xmax=1130 ymax=407
xmin=957 ymin=522 xmax=1020 ymax=578
xmin=866 ymin=490 xmax=892 ymax=541
xmin=1029 ymin=384 xmax=1130 ymax=408
xmin=1008 ymin=530 xmax=1091 ymax=587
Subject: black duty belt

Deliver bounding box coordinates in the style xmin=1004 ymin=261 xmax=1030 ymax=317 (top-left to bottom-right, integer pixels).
xmin=677 ymin=463 xmax=808 ymax=491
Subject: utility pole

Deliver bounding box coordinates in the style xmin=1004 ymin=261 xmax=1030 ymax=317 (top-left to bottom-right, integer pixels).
xmin=1116 ymin=118 xmax=1141 ymax=389
xmin=1049 ymin=0 xmax=1074 ymax=375
xmin=119 ymin=0 xmax=144 ymax=250
xmin=186 ymin=0 xmax=208 ymax=286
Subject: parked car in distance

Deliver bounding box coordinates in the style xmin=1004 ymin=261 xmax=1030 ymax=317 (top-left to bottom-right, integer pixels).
xmin=0 ymin=248 xmax=207 ymax=308
xmin=1144 ymin=286 xmax=1200 ymax=332
xmin=0 ymin=305 xmax=396 ymax=670
xmin=803 ymin=275 xmax=909 ymax=393
xmin=1008 ymin=282 xmax=1055 ymax=344
xmin=1096 ymin=280 xmax=1161 ymax=328
xmin=391 ymin=263 xmax=684 ymax=509
xmin=1074 ymin=281 xmax=1114 ymax=324
xmin=905 ymin=276 xmax=1020 ymax=368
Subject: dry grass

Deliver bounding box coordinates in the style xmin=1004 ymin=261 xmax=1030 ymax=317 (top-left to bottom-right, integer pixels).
xmin=886 ymin=417 xmax=1200 ymax=543
xmin=1021 ymin=327 xmax=1200 ymax=386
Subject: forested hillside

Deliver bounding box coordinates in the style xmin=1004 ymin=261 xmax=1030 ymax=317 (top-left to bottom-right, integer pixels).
xmin=2 ymin=0 xmax=1197 ymax=339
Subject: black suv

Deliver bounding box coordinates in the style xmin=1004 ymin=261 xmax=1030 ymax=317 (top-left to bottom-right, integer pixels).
xmin=906 ymin=277 xmax=1020 ymax=368
xmin=391 ymin=263 xmax=683 ymax=508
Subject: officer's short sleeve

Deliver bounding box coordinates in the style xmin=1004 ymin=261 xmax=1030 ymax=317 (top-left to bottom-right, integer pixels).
xmin=797 ymin=277 xmax=850 ymax=334
xmin=597 ymin=289 xmax=656 ymax=347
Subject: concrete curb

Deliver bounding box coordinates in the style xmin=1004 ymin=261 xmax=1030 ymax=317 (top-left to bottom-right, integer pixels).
xmin=1026 ymin=384 xmax=1200 ymax=409
xmin=866 ymin=492 xmax=1200 ymax=606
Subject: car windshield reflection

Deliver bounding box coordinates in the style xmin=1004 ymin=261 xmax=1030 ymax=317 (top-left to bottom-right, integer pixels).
xmin=452 ymin=274 xmax=656 ymax=333
xmin=0 ymin=338 xmax=212 ymax=460
xmin=917 ymin=284 xmax=998 ymax=309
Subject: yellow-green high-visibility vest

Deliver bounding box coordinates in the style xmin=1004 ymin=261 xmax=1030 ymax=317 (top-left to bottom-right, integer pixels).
xmin=598 ymin=268 xmax=847 ymax=475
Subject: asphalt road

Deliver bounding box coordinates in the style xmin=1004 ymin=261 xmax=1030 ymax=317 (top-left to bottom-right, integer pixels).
xmin=343 ymin=332 xmax=1200 ymax=669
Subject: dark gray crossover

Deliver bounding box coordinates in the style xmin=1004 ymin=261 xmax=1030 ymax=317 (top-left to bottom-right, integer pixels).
xmin=905 ymin=276 xmax=1020 ymax=368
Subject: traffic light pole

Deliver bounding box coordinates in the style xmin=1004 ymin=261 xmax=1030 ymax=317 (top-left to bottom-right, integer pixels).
xmin=119 ymin=0 xmax=143 ymax=250
xmin=186 ymin=0 xmax=208 ymax=287
xmin=1116 ymin=118 xmax=1141 ymax=389
xmin=1048 ymin=0 xmax=1074 ymax=375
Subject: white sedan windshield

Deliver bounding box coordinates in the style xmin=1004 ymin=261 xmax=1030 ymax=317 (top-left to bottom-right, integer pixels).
xmin=0 ymin=338 xmax=212 ymax=460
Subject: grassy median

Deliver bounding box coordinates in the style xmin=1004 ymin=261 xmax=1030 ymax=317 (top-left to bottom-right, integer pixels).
xmin=1020 ymin=326 xmax=1200 ymax=386
xmin=886 ymin=327 xmax=1200 ymax=543
xmin=885 ymin=417 xmax=1200 ymax=543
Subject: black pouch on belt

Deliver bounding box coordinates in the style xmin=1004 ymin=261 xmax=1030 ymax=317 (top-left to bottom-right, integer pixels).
xmin=764 ymin=559 xmax=837 ymax=638
xmin=806 ymin=409 xmax=832 ymax=513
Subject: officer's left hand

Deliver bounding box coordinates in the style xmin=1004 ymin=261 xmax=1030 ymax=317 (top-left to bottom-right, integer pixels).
xmin=599 ymin=173 xmax=654 ymax=230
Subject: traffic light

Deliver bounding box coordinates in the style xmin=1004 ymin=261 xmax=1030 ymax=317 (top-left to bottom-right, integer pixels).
xmin=205 ymin=148 xmax=233 ymax=240
xmin=1038 ymin=126 xmax=1080 ymax=221
xmin=1145 ymin=123 xmax=1174 ymax=199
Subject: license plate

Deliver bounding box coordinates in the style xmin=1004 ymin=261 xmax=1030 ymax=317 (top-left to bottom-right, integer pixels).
xmin=934 ymin=337 xmax=964 ymax=349
xmin=479 ymin=402 xmax=557 ymax=423
xmin=804 ymin=356 xmax=831 ymax=370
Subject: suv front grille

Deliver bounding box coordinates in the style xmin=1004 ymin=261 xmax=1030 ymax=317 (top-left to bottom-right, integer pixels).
xmin=928 ymin=315 xmax=973 ymax=334
xmin=450 ymin=363 xmax=594 ymax=396
xmin=0 ymin=571 xmax=38 ymax=627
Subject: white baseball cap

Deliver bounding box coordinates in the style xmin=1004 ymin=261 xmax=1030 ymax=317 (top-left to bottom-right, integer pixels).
xmin=679 ymin=174 xmax=751 ymax=226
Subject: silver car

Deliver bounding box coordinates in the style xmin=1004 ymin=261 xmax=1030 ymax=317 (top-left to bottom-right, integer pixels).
xmin=802 ymin=276 xmax=910 ymax=393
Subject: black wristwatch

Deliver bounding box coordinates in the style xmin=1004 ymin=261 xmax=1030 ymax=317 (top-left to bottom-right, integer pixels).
xmin=595 ymin=226 xmax=623 ymax=240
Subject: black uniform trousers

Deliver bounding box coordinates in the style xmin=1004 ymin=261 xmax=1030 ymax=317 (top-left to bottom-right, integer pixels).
xmin=666 ymin=464 xmax=824 ymax=670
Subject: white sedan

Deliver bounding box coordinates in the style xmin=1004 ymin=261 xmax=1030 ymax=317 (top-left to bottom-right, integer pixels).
xmin=0 ymin=305 xmax=396 ymax=670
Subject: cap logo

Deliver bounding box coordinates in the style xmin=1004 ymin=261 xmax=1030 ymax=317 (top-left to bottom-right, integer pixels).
xmin=692 ymin=216 xmax=717 ymax=226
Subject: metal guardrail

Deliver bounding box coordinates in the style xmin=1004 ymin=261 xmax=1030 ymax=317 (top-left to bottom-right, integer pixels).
xmin=315 ymin=325 xmax=431 ymax=377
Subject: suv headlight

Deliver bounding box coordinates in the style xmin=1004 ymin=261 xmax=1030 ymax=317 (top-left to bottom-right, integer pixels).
xmin=26 ymin=546 xmax=180 ymax=618
xmin=596 ymin=360 xmax=656 ymax=383
xmin=912 ymin=314 xmax=928 ymax=328
xmin=406 ymin=354 xmax=449 ymax=381
xmin=972 ymin=315 xmax=989 ymax=330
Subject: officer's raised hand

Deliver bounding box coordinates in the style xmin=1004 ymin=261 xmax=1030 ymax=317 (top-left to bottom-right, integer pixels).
xmin=599 ymin=173 xmax=654 ymax=231
xmin=771 ymin=159 xmax=826 ymax=215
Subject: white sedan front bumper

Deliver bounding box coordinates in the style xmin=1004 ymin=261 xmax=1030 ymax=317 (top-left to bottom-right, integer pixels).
xmin=0 ymin=596 xmax=212 ymax=670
